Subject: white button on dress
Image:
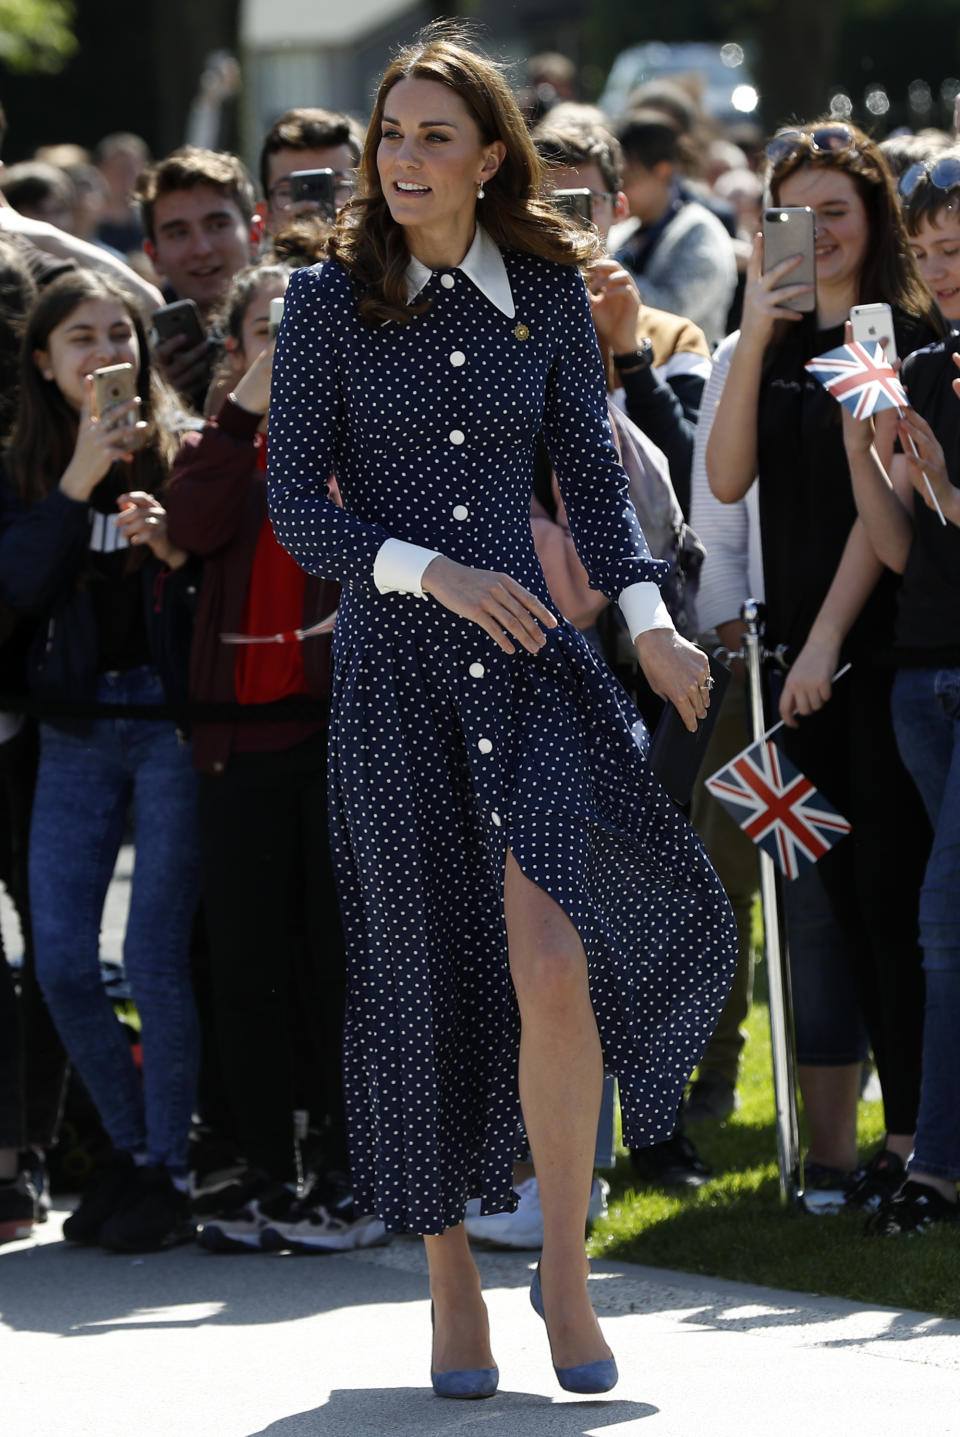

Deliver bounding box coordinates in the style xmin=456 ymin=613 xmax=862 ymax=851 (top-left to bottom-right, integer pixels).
xmin=450 ymin=351 xmax=466 ymax=367
xmin=469 ymin=662 xmax=485 ymax=678
xmin=449 ymin=430 xmax=465 ymax=445
xmin=477 ymin=738 xmax=493 ymax=754
xmin=453 ymin=505 xmax=469 ymax=522
xmin=490 ymin=811 xmax=502 ymax=827
xmin=440 ymin=273 xmax=455 ymax=289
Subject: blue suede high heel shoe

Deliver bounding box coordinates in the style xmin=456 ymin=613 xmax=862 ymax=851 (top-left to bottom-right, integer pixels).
xmin=530 ymin=1265 xmax=619 ymax=1395
xmin=430 ymin=1302 xmax=499 ymax=1399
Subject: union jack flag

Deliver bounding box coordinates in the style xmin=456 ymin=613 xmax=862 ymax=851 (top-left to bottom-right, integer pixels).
xmin=705 ymin=740 xmax=852 ymax=881
xmin=804 ymin=340 xmax=908 ymax=420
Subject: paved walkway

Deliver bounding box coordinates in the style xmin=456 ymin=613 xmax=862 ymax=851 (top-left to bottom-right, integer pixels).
xmin=3 ymin=1204 xmax=959 ymax=1436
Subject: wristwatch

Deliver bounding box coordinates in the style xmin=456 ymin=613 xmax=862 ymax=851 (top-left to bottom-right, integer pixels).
xmin=612 ymin=338 xmax=654 ymax=373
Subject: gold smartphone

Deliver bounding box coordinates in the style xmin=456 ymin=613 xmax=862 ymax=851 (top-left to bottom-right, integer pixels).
xmin=91 ymin=362 xmax=138 ymax=418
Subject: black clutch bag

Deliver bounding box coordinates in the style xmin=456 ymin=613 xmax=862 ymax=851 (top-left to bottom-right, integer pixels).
xmin=648 ymin=652 xmax=732 ymax=807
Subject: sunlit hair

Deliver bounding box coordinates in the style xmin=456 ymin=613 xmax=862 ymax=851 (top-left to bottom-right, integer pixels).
xmin=766 ymin=118 xmax=944 ymax=333
xmin=6 ymin=269 xmax=179 ymax=509
xmin=215 ymin=261 xmax=291 ymax=347
xmin=330 ymin=20 xmax=597 ymax=326
xmin=900 ymin=147 xmax=960 ymax=237
xmin=136 ymin=145 xmax=256 ymax=244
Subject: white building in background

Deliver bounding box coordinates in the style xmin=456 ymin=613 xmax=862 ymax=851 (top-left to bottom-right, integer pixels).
xmin=239 ymin=0 xmax=427 ymax=162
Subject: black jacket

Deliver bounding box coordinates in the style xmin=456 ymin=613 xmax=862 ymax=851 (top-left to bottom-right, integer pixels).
xmin=0 ymin=470 xmax=196 ymax=723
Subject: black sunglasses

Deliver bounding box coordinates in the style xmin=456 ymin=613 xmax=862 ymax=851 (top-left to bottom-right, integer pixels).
xmin=765 ymin=124 xmax=857 ymax=167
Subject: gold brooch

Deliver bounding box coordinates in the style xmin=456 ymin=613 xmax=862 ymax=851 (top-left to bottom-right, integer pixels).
xmin=513 ymin=323 xmax=530 ymax=341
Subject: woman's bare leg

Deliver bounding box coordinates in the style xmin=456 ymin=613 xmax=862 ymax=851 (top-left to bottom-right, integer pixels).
xmin=422 ymin=1224 xmax=495 ymax=1374
xmin=504 ymin=846 xmax=611 ymax=1369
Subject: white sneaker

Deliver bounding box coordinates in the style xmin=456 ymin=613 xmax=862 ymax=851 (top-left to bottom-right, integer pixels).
xmin=465 ymin=1176 xmax=543 ymax=1247
xmin=464 ymin=1176 xmax=609 ymax=1249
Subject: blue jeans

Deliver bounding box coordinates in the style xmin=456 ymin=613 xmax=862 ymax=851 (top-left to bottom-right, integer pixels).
xmin=892 ymin=666 xmax=960 ymax=1182
xmin=30 ymin=669 xmax=200 ymax=1173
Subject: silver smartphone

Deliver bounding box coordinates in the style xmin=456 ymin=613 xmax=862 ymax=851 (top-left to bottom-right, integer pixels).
xmin=762 ymin=206 xmax=816 ymax=313
xmin=850 ymin=302 xmax=897 ymax=362
xmin=268 ymin=296 xmax=285 ymax=340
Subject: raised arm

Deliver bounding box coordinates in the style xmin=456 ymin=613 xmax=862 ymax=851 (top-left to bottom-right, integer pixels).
xmin=706 ymin=234 xmax=812 ymax=504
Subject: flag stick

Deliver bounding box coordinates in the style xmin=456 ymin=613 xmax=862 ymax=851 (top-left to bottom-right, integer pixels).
xmin=902 ymin=423 xmax=947 ymax=526
xmin=742 ymin=599 xmax=801 ymax=1205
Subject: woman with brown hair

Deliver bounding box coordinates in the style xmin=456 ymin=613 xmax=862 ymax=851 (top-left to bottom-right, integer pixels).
xmin=268 ymin=24 xmax=735 ymax=1399
xmin=707 ymin=121 xmax=944 ymax=1213
xmin=0 ymin=269 xmax=200 ymax=1252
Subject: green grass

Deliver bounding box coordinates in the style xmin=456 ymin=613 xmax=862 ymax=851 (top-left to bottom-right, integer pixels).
xmin=587 ymin=978 xmax=960 ymax=1319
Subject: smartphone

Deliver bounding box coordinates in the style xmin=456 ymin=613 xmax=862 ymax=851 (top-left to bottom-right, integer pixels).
xmin=151 ymin=298 xmax=206 ymax=350
xmin=268 ymin=296 xmax=284 ymax=341
xmin=549 ymin=188 xmax=593 ymax=226
xmin=288 ymin=169 xmax=336 ymax=221
xmin=762 ymin=206 xmax=816 ymax=313
xmin=91 ymin=362 xmax=137 ymax=418
xmin=850 ymin=302 xmax=898 ymax=362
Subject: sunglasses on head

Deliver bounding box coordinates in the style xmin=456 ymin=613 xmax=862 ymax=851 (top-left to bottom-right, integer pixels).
xmin=899 ymin=155 xmax=960 ymax=200
xmin=765 ymin=124 xmax=857 ymax=167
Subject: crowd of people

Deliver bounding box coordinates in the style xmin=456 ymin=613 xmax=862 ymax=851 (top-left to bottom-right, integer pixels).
xmin=0 ymin=26 xmax=958 ymax=1294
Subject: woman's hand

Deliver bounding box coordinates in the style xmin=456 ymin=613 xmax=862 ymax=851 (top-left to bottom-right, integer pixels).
xmin=778 ymin=630 xmax=840 ymax=728
xmin=231 ymin=341 xmax=275 ymax=417
xmin=586 ymin=256 xmax=643 ymax=355
xmin=634 ymin=628 xmax=711 ymax=734
xmin=896 ymin=407 xmax=960 ymax=524
xmin=421 ymin=555 xmax=558 ymax=654
xmin=739 ymin=233 xmax=811 ymax=351
xmin=115 ymin=491 xmax=188 ymax=569
xmin=59 ymin=379 xmax=147 ymax=503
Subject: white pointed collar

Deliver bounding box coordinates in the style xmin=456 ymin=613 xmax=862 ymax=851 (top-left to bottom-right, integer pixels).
xmin=403 ymin=225 xmax=515 ymax=319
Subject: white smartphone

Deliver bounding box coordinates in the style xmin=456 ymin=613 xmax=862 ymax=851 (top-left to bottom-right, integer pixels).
xmin=268 ymin=296 xmax=285 ymax=340
xmin=849 ymin=302 xmax=897 ymax=362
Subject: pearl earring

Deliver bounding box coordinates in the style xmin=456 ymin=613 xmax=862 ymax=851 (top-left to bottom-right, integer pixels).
xmin=477 ymin=181 xmax=485 ymax=200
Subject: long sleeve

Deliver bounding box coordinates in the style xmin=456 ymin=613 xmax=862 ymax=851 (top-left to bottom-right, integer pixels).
xmin=165 ymin=398 xmax=264 ymax=556
xmin=542 ymin=266 xmax=670 ymax=603
xmin=0 ymin=480 xmax=91 ymax=616
xmin=267 ymin=263 xmax=393 ymax=592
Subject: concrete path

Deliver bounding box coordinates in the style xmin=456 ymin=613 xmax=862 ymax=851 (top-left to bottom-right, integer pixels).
xmin=3 ymin=1205 xmax=959 ymax=1436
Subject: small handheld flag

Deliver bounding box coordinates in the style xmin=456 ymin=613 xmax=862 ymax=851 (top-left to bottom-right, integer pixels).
xmin=705 ymin=739 xmax=852 ymax=880
xmin=805 ymin=340 xmax=908 ymax=419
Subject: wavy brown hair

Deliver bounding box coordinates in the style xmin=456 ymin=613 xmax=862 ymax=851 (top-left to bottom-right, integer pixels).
xmin=330 ymin=21 xmax=598 ymax=325
xmin=767 ymin=119 xmax=945 ymax=336
xmin=7 ymin=269 xmax=179 ymax=509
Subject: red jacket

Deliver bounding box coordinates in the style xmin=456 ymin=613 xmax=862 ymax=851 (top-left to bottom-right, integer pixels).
xmin=165 ymin=396 xmax=338 ymax=774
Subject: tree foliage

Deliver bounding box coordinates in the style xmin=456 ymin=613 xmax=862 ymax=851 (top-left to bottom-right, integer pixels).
xmin=0 ymin=0 xmax=77 ymax=73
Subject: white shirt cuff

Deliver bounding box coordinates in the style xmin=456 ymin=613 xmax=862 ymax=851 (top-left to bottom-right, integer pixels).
xmin=373 ymin=538 xmax=441 ymax=598
xmin=618 ymin=581 xmax=675 ymax=642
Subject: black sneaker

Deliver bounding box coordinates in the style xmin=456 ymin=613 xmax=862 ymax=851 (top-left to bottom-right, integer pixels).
xmin=188 ymin=1126 xmax=247 ymax=1216
xmin=0 ymin=1172 xmax=38 ymax=1244
xmin=62 ymin=1151 xmax=139 ymax=1245
xmin=261 ymin=1171 xmax=388 ymax=1253
xmin=798 ymin=1161 xmax=857 ymax=1215
xmin=99 ymin=1166 xmax=196 ymax=1253
xmin=684 ymin=1072 xmax=738 ymax=1125
xmin=865 ymin=1179 xmax=960 ymax=1236
xmin=844 ymin=1147 xmax=906 ymax=1212
xmin=196 ymin=1172 xmax=299 ymax=1253
xmin=630 ymin=1130 xmax=711 ymax=1188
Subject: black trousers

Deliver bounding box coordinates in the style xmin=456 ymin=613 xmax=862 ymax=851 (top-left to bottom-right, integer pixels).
xmin=775 ymin=664 xmax=929 ymax=1136
xmin=0 ymin=722 xmax=68 ymax=1150
xmin=197 ymin=731 xmax=347 ymax=1183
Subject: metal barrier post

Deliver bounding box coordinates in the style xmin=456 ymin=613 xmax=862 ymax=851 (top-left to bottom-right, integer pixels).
xmin=741 ymin=599 xmax=802 ymax=1204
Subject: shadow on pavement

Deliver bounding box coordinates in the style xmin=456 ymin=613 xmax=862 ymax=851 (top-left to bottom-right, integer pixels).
xmin=248 ymin=1390 xmax=658 ymax=1436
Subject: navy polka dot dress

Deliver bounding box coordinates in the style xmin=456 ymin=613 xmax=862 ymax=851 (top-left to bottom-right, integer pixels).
xmin=268 ymin=241 xmax=736 ymax=1235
